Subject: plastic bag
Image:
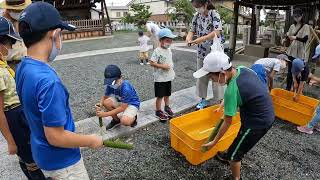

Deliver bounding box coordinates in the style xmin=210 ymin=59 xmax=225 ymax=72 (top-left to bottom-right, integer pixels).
xmin=210 ymin=37 xmax=224 ymax=53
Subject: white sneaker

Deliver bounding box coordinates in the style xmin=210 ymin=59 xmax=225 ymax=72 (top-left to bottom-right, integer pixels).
xmin=140 ymin=63 xmax=144 ymax=65
xmin=146 ymin=62 xmax=150 ymax=65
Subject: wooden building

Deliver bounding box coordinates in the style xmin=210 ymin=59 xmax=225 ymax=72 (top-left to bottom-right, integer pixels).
xmin=228 ymin=0 xmax=320 ymax=59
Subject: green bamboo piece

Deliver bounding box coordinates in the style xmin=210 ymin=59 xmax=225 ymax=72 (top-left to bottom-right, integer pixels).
xmin=103 ymin=139 xmax=134 ymax=150
xmin=201 ymin=119 xmax=224 ymax=152
xmin=98 ymin=117 xmax=103 ymax=127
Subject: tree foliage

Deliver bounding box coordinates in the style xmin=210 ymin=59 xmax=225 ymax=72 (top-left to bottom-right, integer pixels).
xmin=166 ymin=0 xmax=195 ymax=24
xmin=216 ymin=6 xmax=233 ymax=24
xmin=122 ymin=4 xmax=152 ymax=24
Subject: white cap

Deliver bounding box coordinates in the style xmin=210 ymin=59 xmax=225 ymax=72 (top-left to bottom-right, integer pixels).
xmin=193 ymin=51 xmax=232 ymax=78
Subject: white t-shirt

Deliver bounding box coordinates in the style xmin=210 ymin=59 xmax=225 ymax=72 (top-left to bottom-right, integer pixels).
xmin=138 ymin=35 xmax=150 ymax=52
xmin=254 ymin=58 xmax=281 ymax=73
xmin=146 ymin=22 xmax=161 ymax=37
xmin=150 ymin=47 xmax=175 ymax=82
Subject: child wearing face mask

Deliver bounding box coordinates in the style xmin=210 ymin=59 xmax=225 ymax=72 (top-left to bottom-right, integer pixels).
xmin=96 ymin=64 xmax=140 ymax=130
xmin=16 ymin=2 xmax=103 ymax=179
xmin=186 ymin=0 xmax=225 ymax=110
xmin=0 ymin=0 xmax=30 ymax=70
xmin=150 ymin=28 xmax=176 ymax=122
xmin=0 ymin=17 xmax=46 ymax=180
xmin=194 ymin=51 xmax=274 ymax=180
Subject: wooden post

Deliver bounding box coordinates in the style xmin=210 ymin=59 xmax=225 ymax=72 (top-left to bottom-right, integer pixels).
xmin=229 ymin=0 xmax=239 ymax=60
xmin=284 ymin=8 xmax=291 ymax=34
xmin=250 ymin=5 xmax=257 ymax=44
xmin=103 ymin=0 xmax=113 ymax=34
xmin=101 ymin=1 xmax=106 ymax=36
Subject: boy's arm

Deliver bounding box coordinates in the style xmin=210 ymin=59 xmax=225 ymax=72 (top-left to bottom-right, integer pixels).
xmin=96 ymin=103 xmax=128 ymax=117
xmin=268 ymin=70 xmax=276 ymax=90
xmin=202 ymin=115 xmax=232 ymax=148
xmin=149 ymin=60 xmax=170 ymax=70
xmin=44 ymin=126 xmax=102 ymax=149
xmin=0 ymin=91 xmax=17 ymax=155
xmin=100 ymin=96 xmax=108 ymax=106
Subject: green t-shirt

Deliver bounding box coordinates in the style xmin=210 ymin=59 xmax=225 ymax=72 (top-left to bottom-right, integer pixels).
xmin=224 ymin=67 xmax=242 ymax=117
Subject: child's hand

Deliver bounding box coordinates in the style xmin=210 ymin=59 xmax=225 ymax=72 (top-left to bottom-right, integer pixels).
xmin=163 ymin=64 xmax=171 ymax=70
xmin=96 ymin=108 xmax=107 ymax=117
xmin=201 ymin=140 xmax=216 ymax=150
xmin=88 ymin=135 xmax=103 ymax=149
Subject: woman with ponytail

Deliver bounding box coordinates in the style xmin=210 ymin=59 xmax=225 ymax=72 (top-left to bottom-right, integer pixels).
xmin=186 ymin=0 xmax=225 ymax=110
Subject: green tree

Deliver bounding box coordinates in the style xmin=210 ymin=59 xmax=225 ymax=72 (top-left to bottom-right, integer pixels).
xmin=166 ymin=0 xmax=195 ymax=24
xmin=122 ymin=4 xmax=152 ymax=25
xmin=216 ymin=6 xmax=233 ymax=24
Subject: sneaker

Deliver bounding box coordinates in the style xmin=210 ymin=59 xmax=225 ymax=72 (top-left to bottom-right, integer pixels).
xmin=313 ymin=125 xmax=320 ymax=132
xmin=146 ymin=62 xmax=150 ymax=65
xmin=196 ymin=99 xmax=208 ymax=110
xmin=156 ymin=110 xmax=169 ymax=122
xmin=130 ymin=116 xmax=138 ymax=128
xmin=164 ymin=106 xmax=174 ymax=118
xmin=297 ymin=126 xmax=313 ymax=134
xmin=105 ymin=119 xmax=120 ymax=131
xmin=140 ymin=63 xmax=144 ymax=65
xmin=216 ymin=151 xmax=229 ymax=164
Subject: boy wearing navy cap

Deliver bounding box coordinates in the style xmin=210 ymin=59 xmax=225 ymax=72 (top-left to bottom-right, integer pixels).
xmin=96 ymin=64 xmax=140 ymax=130
xmin=15 ymin=2 xmax=102 ymax=179
xmin=0 ymin=16 xmax=46 ymax=180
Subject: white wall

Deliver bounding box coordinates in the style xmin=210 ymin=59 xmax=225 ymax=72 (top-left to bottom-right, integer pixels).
xmin=129 ymin=0 xmax=170 ymax=15
xmin=90 ymin=8 xmax=128 ymax=21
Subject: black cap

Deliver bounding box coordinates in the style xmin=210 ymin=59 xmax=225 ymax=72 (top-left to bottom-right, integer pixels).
xmin=104 ymin=65 xmax=121 ymax=85
xmin=19 ymin=2 xmax=76 ymax=36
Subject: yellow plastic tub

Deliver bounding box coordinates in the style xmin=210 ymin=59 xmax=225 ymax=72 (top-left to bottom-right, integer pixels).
xmin=270 ymin=88 xmax=319 ymax=126
xmin=170 ymin=105 xmax=241 ymax=165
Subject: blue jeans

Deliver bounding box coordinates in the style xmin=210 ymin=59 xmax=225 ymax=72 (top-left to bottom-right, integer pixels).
xmin=307 ymin=105 xmax=320 ymax=128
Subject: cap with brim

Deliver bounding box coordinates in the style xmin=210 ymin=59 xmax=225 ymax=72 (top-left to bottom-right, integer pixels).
xmin=0 ymin=16 xmax=22 ymax=41
xmin=276 ymin=54 xmax=290 ymax=62
xmin=19 ymin=2 xmax=76 ymax=36
xmin=291 ymin=58 xmax=305 ymax=76
xmin=312 ymin=44 xmax=320 ymax=60
xmin=193 ymin=68 xmax=210 ymax=79
xmin=158 ymin=28 xmax=177 ymax=39
xmin=0 ymin=0 xmax=31 ymax=10
xmin=104 ymin=77 xmax=118 ymax=85
xmin=193 ymin=51 xmax=232 ymax=79
xmin=312 ymin=54 xmax=320 ymax=60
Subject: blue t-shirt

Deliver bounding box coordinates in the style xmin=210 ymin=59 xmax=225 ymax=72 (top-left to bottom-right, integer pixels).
xmin=15 ymin=57 xmax=80 ymax=171
xmin=105 ymin=80 xmax=140 ymax=109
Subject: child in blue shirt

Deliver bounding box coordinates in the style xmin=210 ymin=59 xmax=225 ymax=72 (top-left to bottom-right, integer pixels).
xmin=96 ymin=65 xmax=140 ymax=130
xmin=16 ymin=2 xmax=102 ymax=179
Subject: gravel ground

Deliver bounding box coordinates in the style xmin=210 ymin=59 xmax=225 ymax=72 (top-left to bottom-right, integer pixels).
xmin=81 ymin=72 xmax=320 ymax=180
xmin=61 ymin=32 xmax=142 ymax=54
xmin=51 ymin=50 xmax=197 ymax=121
xmin=82 ymin=118 xmax=320 ymax=180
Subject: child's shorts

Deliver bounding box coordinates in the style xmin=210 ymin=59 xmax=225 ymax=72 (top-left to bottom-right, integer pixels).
xmin=43 ymin=158 xmax=89 ymax=180
xmin=225 ymin=125 xmax=271 ymax=162
xmin=139 ymin=52 xmax=149 ymax=60
xmin=108 ymin=97 xmax=138 ymax=118
xmin=154 ymin=81 xmax=172 ymax=98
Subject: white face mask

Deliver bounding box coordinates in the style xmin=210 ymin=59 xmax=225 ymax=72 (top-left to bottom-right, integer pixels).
xmin=9 ymin=12 xmax=21 ymax=21
xmin=195 ymin=7 xmax=205 ymax=14
xmin=163 ymin=43 xmax=171 ymax=49
xmin=1 ymin=44 xmax=14 ymax=60
xmin=48 ymin=30 xmax=62 ymax=62
xmin=294 ymin=16 xmax=302 ymax=23
xmin=280 ymin=60 xmax=287 ymax=69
